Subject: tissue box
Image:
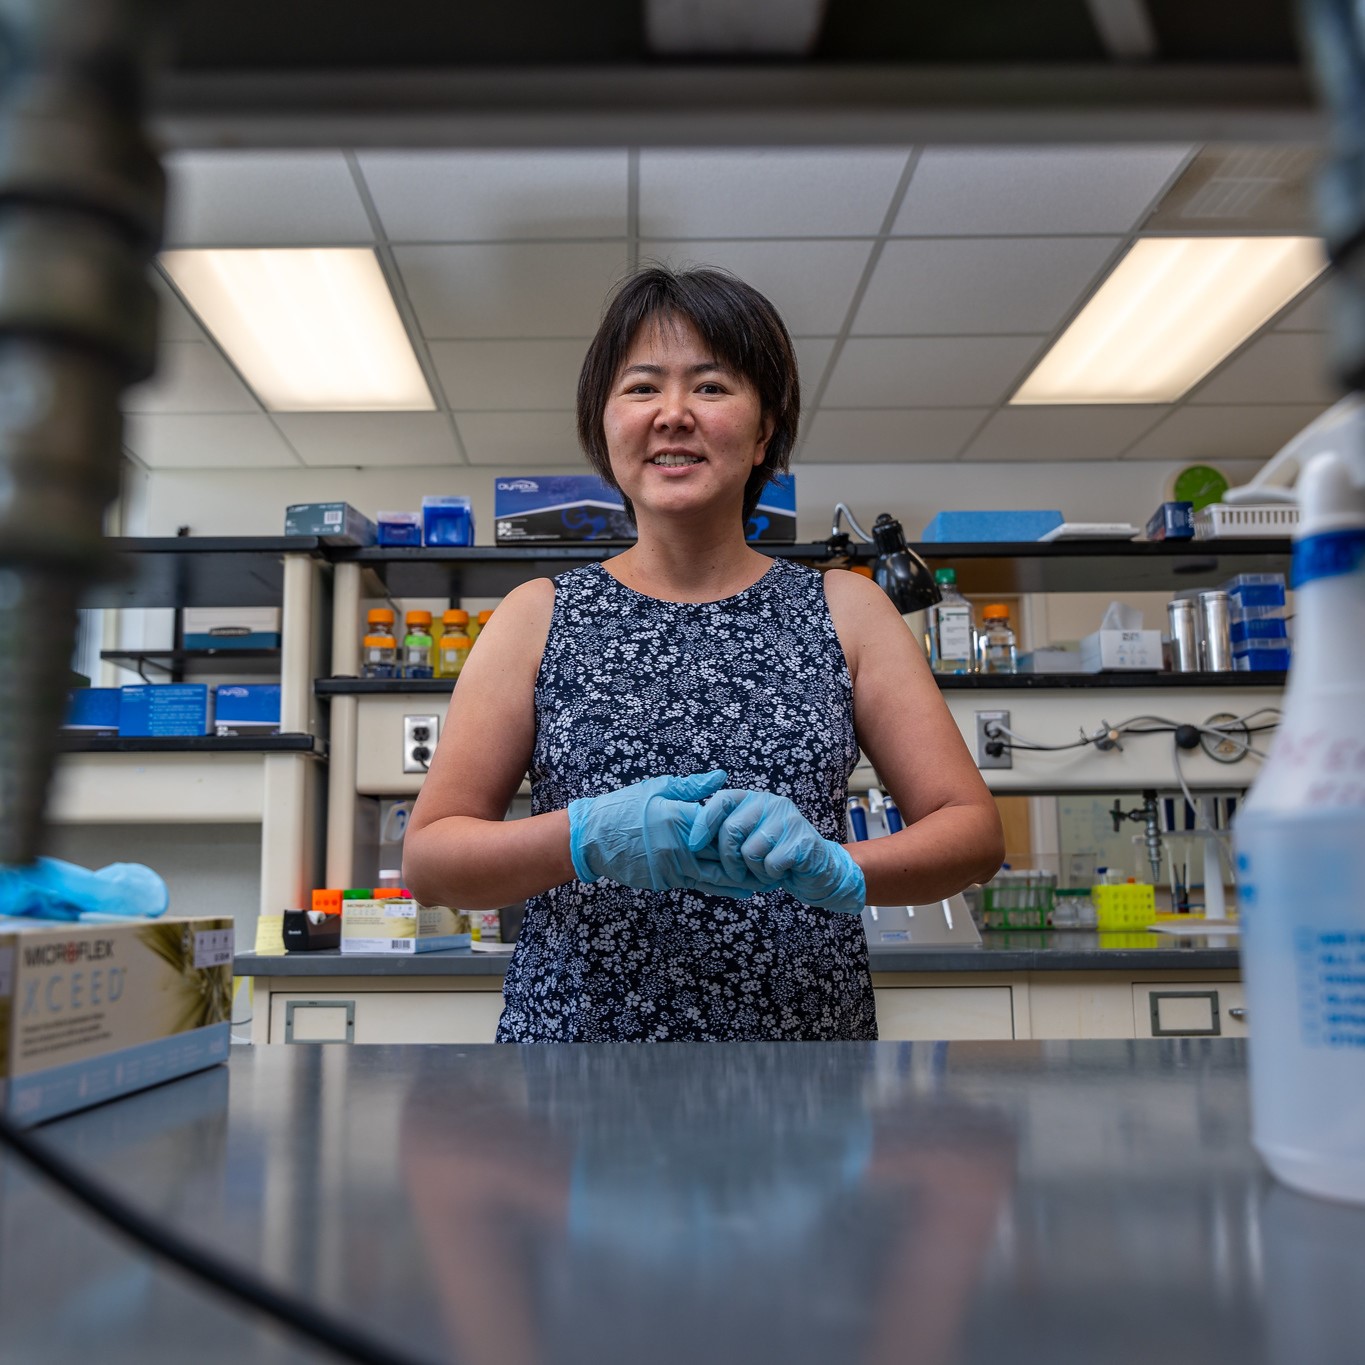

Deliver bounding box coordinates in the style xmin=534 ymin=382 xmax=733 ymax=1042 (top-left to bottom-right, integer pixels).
xmin=341 ymin=897 xmax=471 ymax=954
xmin=1079 ymin=629 xmax=1163 ymax=672
xmin=213 ymin=685 xmax=281 ymax=736
xmin=284 ymin=502 xmax=376 ymax=546
xmin=119 ymin=685 xmax=214 ymax=737
xmin=182 ymin=607 xmax=281 ymax=650
xmin=64 ymin=688 xmax=121 ymax=733
xmin=494 ymin=475 xmax=634 ymax=543
xmin=0 ymin=915 xmax=232 ymax=1127
xmin=1145 ymin=501 xmax=1194 ymax=541
xmin=921 ymin=510 xmax=1064 ymax=543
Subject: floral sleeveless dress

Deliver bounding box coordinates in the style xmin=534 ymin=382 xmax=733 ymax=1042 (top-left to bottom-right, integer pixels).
xmin=495 ymin=558 xmax=876 ymax=1042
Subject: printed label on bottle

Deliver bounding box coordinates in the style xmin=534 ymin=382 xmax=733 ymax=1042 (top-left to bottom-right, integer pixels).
xmin=937 ymin=606 xmax=972 ymax=657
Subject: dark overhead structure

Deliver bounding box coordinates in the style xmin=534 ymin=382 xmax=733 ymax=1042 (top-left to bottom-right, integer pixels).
xmin=1 ymin=0 xmax=1359 ymax=868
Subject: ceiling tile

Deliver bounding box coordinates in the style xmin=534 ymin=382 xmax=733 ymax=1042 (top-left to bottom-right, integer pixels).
xmin=853 ymin=237 xmax=1120 ymax=335
xmin=124 ymin=415 xmax=301 ymax=469
xmin=638 ymin=240 xmax=873 ymax=335
xmin=163 ymin=152 xmax=374 ymax=246
xmin=395 ymin=243 xmax=629 ymax=339
xmin=799 ymin=408 xmax=985 ymax=463
xmin=355 ymin=150 xmax=629 ymax=241
xmin=124 ymin=342 xmax=259 ymax=415
xmin=793 ymin=338 xmax=836 ymax=395
xmin=153 ymin=274 xmax=206 ymax=341
xmin=272 ymin=413 xmax=461 ymax=467
xmin=1274 ymin=282 xmax=1330 ymax=331
xmin=1120 ymin=404 xmax=1330 ymax=462
xmin=429 ymin=340 xmax=588 ymax=410
xmin=959 ymin=406 xmax=1168 ymax=462
xmin=638 ymin=149 xmax=909 ymax=237
xmin=893 ymin=145 xmax=1192 ymax=235
xmin=455 ymin=412 xmax=583 ymax=465
xmin=822 ymin=336 xmax=1044 ymax=408
xmin=1189 ymin=333 xmax=1340 ymax=406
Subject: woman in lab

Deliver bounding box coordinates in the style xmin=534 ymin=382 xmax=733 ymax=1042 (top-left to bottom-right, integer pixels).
xmin=404 ymin=266 xmax=1002 ymax=1042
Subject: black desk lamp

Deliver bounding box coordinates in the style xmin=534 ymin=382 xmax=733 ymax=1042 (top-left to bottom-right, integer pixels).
xmin=826 ymin=504 xmax=941 ymax=613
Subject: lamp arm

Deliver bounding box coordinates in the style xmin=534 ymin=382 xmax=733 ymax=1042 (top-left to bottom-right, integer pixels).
xmin=831 ymin=502 xmax=875 ymax=543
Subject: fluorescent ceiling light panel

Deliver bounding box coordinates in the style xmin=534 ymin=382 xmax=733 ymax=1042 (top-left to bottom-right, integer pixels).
xmin=161 ymin=248 xmax=434 ymax=412
xmin=1011 ymin=236 xmax=1326 ymax=405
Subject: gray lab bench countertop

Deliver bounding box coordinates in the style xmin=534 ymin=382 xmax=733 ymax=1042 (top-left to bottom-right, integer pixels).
xmin=2 ymin=1040 xmax=1358 ymax=1364
xmin=235 ymin=928 xmax=1241 ymax=978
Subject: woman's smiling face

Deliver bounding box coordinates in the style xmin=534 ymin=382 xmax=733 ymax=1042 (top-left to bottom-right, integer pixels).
xmin=604 ymin=316 xmax=772 ymax=527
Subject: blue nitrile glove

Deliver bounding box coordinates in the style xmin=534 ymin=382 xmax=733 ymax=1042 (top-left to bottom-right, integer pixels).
xmin=567 ymin=771 xmax=764 ymax=898
xmin=688 ymin=790 xmax=866 ymax=915
xmin=0 ymin=856 xmax=169 ymax=921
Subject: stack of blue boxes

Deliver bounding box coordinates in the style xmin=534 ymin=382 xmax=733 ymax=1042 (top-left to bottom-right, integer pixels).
xmin=1226 ymin=573 xmax=1291 ymax=672
xmin=64 ymin=684 xmax=282 ymax=736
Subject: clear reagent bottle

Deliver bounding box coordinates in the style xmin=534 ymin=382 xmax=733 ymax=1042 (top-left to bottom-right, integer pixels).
xmin=977 ymin=603 xmax=1018 ymax=674
xmin=928 ymin=568 xmax=975 ymax=674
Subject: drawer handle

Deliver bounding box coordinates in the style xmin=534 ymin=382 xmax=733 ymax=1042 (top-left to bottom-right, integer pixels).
xmin=1227 ymin=1007 xmax=1247 ymax=1021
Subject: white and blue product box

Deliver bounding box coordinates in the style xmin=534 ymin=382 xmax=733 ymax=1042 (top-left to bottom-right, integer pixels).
xmin=0 ymin=915 xmax=233 ymax=1127
xmin=64 ymin=687 xmax=121 ymax=733
xmin=214 ymin=685 xmax=281 ymax=737
xmin=283 ymin=501 xmax=376 ymax=546
xmin=118 ymin=684 xmax=214 ymax=737
xmin=182 ymin=606 xmax=281 ymax=650
xmin=745 ymin=473 xmax=797 ymax=544
xmin=494 ymin=475 xmax=635 ymax=543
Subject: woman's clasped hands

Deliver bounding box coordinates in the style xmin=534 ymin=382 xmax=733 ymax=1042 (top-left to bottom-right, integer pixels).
xmin=567 ymin=772 xmax=866 ymax=914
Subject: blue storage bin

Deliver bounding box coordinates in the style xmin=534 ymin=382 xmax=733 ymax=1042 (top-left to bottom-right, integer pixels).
xmin=1233 ymin=646 xmax=1292 ymax=672
xmin=1224 ymin=572 xmax=1287 ymax=609
xmin=920 ymin=510 xmax=1064 ymax=543
xmin=377 ymin=511 xmax=423 ymax=547
xmin=422 ymin=496 xmax=475 ymax=547
xmin=1230 ymin=617 xmax=1288 ymax=644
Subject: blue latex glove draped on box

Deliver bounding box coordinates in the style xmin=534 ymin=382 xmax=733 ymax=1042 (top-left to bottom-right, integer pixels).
xmin=0 ymin=856 xmax=169 ymax=922
xmin=687 ymin=790 xmax=867 ymax=915
xmin=568 ymin=770 xmax=766 ymax=899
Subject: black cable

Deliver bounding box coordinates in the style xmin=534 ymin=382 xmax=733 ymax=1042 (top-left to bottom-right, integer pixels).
xmin=0 ymin=1108 xmax=434 ymax=1365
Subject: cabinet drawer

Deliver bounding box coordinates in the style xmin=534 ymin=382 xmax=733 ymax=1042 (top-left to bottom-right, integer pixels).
xmin=874 ymin=986 xmax=1014 ymax=1040
xmin=1133 ymin=982 xmax=1247 ymax=1038
xmin=270 ymin=989 xmax=504 ymax=1044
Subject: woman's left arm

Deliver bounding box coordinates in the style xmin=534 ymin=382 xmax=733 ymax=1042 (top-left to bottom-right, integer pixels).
xmin=824 ymin=569 xmax=1005 ymax=905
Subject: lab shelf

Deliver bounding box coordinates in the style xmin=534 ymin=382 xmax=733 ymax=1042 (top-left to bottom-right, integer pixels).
xmin=58 ymin=733 xmax=321 ymax=754
xmin=84 ymin=536 xmax=323 ymax=609
xmin=330 ymin=537 xmax=1292 ymax=597
xmin=316 ymin=677 xmax=455 ymax=695
xmin=101 ymin=647 xmax=282 ymax=680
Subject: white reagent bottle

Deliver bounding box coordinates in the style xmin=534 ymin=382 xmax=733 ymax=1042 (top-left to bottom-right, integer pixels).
xmin=1235 ymin=429 xmax=1365 ymax=1205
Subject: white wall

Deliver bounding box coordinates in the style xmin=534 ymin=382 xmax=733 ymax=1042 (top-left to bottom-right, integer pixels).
xmin=128 ymin=458 xmax=1264 ymax=540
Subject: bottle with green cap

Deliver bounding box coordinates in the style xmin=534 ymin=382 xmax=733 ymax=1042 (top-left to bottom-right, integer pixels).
xmin=928 ymin=568 xmax=975 ymax=674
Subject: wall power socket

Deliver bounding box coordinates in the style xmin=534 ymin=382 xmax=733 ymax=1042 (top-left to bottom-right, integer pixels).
xmin=403 ymin=714 xmax=440 ymax=774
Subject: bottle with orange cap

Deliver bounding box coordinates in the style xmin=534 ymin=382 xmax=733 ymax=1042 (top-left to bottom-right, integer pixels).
xmin=361 ymin=608 xmax=398 ymax=678
xmin=467 ymin=608 xmax=495 ymax=645
xmin=435 ymin=609 xmax=472 ymax=679
xmin=977 ymin=603 xmax=1018 ymax=675
xmin=402 ymin=610 xmax=435 ymax=679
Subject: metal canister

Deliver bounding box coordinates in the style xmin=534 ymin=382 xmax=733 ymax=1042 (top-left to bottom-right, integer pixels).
xmin=1167 ymin=597 xmax=1200 ymax=672
xmin=1199 ymin=590 xmax=1233 ymax=671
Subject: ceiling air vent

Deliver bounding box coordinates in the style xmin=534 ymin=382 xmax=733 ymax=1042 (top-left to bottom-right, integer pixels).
xmin=1142 ymin=145 xmax=1320 ymax=233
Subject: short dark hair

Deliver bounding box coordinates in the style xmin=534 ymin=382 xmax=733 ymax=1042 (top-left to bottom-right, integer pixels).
xmin=576 ymin=265 xmax=799 ymax=525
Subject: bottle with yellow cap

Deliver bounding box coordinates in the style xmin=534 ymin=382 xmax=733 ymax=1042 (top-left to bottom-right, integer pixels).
xmin=361 ymin=608 xmax=397 ymax=678
xmin=467 ymin=608 xmax=495 ymax=645
xmin=402 ymin=610 xmax=434 ymax=679
xmin=435 ymin=609 xmax=472 ymax=679
xmin=976 ymin=603 xmax=1018 ymax=675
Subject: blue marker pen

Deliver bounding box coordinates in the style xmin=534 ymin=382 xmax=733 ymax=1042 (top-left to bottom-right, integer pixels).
xmin=846 ymin=796 xmax=869 ymax=842
xmin=883 ymin=796 xmax=904 ymax=834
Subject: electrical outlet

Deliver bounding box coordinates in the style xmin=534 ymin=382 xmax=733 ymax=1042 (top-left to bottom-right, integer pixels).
xmin=403 ymin=714 xmax=440 ymax=774
xmin=975 ymin=710 xmax=1012 ymax=770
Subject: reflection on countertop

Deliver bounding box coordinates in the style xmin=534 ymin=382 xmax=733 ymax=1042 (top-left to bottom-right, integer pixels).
xmin=2 ymin=1040 xmax=1362 ymax=1364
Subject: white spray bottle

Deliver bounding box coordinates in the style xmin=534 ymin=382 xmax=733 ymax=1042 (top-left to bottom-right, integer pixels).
xmin=1234 ymin=407 xmax=1365 ymax=1205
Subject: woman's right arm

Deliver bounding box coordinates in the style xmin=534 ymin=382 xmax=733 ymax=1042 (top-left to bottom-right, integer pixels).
xmin=403 ymin=578 xmax=574 ymax=911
